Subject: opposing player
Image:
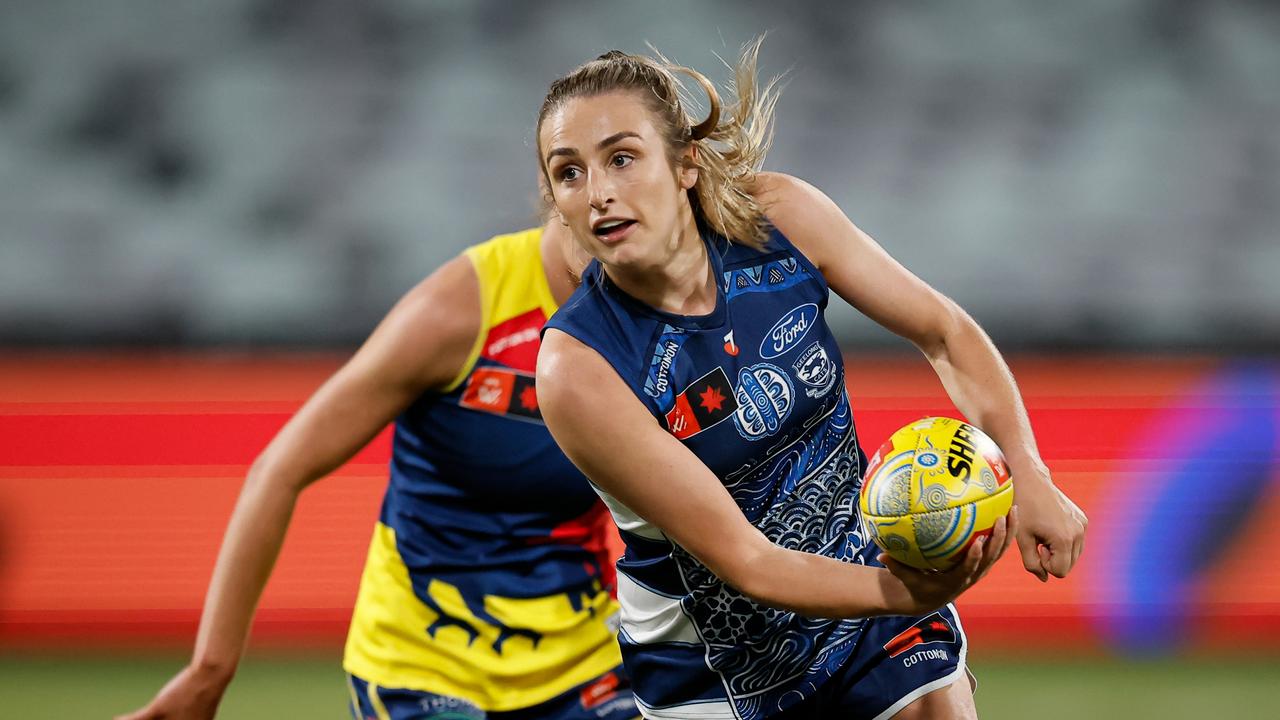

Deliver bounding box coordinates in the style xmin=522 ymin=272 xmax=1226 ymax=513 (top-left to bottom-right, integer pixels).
xmin=535 ymin=42 xmax=1087 ymax=719
xmin=117 ymin=222 xmax=639 ymax=720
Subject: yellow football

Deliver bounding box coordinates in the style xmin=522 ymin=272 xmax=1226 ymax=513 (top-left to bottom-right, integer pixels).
xmin=859 ymin=417 xmax=1014 ymax=571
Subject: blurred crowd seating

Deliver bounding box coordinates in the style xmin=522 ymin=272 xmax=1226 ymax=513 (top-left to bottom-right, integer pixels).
xmin=0 ymin=0 xmax=1276 ymax=349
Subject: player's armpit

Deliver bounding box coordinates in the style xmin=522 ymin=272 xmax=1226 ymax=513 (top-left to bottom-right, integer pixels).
xmin=536 ymin=329 xmax=770 ymax=588
xmin=537 ymin=329 xmax=913 ymax=620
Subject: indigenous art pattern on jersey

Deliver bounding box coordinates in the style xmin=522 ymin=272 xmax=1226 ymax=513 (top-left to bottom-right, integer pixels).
xmin=547 ymin=229 xmax=876 ymax=720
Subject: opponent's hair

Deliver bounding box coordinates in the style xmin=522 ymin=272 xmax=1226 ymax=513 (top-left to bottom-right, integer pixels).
xmin=537 ymin=37 xmax=782 ymax=250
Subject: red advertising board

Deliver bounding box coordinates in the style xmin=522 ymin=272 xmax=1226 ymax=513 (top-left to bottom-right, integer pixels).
xmin=1 ymin=353 xmax=1277 ymax=653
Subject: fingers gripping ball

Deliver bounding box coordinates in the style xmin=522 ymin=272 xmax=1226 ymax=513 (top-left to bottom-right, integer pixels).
xmin=859 ymin=417 xmax=1013 ymax=571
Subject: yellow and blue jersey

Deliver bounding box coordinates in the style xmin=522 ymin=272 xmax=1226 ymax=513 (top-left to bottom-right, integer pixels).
xmin=343 ymin=228 xmax=623 ymax=712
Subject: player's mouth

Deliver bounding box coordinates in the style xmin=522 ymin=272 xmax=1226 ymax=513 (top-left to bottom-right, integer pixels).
xmin=591 ymin=217 xmax=637 ymax=244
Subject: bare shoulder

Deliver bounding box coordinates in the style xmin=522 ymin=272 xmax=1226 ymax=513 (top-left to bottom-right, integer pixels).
xmin=394 ymin=253 xmax=480 ymax=334
xmin=752 ymin=172 xmax=831 ymax=210
xmin=750 ymin=171 xmax=852 ymax=269
xmin=536 ymin=328 xmax=599 ymax=399
xmin=537 ymin=328 xmax=641 ymax=418
xmin=354 ymin=252 xmax=482 ymax=393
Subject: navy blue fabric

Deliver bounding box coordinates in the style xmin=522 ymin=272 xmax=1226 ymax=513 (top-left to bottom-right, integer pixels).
xmin=545 ymin=228 xmax=884 ymax=719
xmin=772 ymin=606 xmax=968 ymax=719
xmin=384 ymin=377 xmax=606 ymax=601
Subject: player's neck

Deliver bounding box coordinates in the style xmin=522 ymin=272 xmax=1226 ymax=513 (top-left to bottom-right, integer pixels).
xmin=606 ymin=219 xmax=716 ymax=317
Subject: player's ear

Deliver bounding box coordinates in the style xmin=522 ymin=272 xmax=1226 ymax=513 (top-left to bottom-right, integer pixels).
xmin=678 ymin=145 xmax=700 ymax=190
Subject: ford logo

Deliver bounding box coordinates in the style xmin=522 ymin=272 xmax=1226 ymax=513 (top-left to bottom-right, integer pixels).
xmin=759 ymin=303 xmax=818 ymax=359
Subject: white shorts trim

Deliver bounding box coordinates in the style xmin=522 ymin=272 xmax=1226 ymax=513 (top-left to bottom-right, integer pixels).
xmin=635 ymin=696 xmax=737 ymax=719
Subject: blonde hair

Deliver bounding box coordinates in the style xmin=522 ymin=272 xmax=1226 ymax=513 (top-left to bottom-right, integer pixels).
xmin=537 ymin=37 xmax=782 ymax=250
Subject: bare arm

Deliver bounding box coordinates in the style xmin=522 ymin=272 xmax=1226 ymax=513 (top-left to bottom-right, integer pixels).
xmin=117 ymin=254 xmax=482 ymax=720
xmin=755 ymin=172 xmax=1087 ymax=581
xmin=537 ymin=330 xmax=1010 ymax=620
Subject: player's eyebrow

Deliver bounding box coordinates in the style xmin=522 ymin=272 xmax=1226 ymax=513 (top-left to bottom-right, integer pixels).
xmin=596 ymin=131 xmax=641 ymax=150
xmin=545 ymin=131 xmax=641 ymax=163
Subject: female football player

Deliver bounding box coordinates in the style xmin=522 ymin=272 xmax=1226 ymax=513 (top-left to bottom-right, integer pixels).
xmin=117 ymin=219 xmax=639 ymax=720
xmin=535 ymin=41 xmax=1087 ymax=719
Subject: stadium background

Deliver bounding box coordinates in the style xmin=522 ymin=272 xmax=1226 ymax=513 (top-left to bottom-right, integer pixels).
xmin=1 ymin=1 xmax=1278 ymax=718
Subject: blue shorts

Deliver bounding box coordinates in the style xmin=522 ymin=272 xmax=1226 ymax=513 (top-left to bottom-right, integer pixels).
xmin=347 ymin=667 xmax=640 ymax=720
xmin=775 ymin=604 xmax=970 ymax=720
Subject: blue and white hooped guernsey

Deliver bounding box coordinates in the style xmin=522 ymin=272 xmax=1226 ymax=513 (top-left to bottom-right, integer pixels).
xmin=545 ymin=227 xmax=877 ymax=720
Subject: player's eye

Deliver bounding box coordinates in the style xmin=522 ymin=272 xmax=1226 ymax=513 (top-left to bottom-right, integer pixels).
xmin=610 ymin=153 xmax=634 ymax=168
xmin=557 ymin=166 xmax=582 ymax=182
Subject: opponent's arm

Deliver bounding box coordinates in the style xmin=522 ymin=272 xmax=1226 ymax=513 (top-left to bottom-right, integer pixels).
xmin=116 ymin=254 xmax=482 ymax=720
xmin=755 ymin=172 xmax=1087 ymax=581
xmin=537 ymin=330 xmax=1012 ymax=620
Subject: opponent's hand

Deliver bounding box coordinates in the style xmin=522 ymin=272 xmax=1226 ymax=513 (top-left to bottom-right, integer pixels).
xmin=114 ymin=662 xmax=233 ymax=720
xmin=1011 ymin=473 xmax=1087 ymax=581
xmin=880 ymin=507 xmax=1017 ymax=616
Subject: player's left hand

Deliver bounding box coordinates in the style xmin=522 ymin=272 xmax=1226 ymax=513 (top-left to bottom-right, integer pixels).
xmin=113 ymin=661 xmax=232 ymax=720
xmin=1011 ymin=465 xmax=1087 ymax=581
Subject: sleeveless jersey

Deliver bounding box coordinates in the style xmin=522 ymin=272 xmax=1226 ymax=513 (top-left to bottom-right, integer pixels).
xmin=343 ymin=229 xmax=623 ymax=711
xmin=545 ymin=229 xmax=876 ymax=720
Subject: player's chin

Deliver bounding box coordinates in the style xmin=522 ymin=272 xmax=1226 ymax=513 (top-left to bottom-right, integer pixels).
xmin=598 ymin=241 xmax=649 ymax=270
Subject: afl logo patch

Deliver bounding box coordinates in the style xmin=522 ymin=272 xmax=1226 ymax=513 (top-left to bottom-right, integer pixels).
xmin=733 ymin=363 xmax=794 ymax=440
xmin=792 ymin=341 xmax=836 ymax=398
xmin=760 ymin=303 xmax=817 ymax=359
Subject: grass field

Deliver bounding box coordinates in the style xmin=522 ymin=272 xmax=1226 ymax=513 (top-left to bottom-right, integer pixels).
xmin=3 ymin=651 xmax=1278 ymax=719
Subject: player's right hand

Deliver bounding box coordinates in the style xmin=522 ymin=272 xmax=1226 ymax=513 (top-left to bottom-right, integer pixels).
xmin=114 ymin=662 xmax=233 ymax=720
xmin=880 ymin=507 xmax=1016 ymax=616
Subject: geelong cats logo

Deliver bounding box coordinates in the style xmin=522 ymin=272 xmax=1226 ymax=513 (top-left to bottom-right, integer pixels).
xmin=792 ymin=341 xmax=837 ymax=398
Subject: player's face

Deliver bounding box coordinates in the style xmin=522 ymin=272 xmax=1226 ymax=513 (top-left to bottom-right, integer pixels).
xmin=540 ymin=91 xmax=698 ymax=271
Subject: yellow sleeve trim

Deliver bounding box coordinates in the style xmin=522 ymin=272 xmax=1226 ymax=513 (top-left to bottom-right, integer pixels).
xmin=441 ymin=228 xmax=546 ymax=393
xmin=482 ymin=228 xmax=551 ymax=325
xmin=441 ymin=246 xmax=490 ymax=394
